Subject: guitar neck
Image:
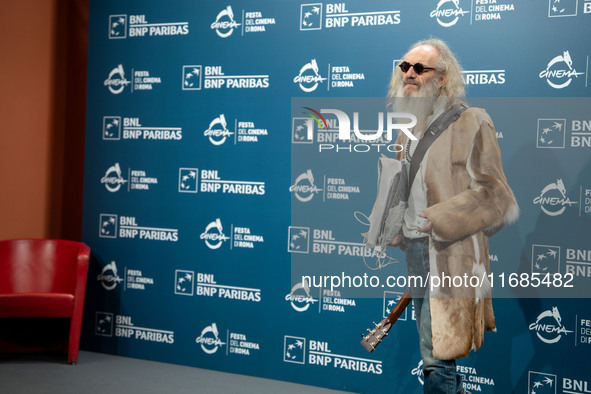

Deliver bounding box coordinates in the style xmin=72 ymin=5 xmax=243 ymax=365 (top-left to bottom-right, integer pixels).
xmin=386 ymin=288 xmax=412 ymax=325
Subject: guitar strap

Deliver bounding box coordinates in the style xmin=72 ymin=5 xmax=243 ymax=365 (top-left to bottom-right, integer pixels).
xmin=406 ymin=102 xmax=469 ymax=200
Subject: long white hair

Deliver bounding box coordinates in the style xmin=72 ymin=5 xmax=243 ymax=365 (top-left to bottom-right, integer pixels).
xmin=387 ymin=38 xmax=465 ymax=104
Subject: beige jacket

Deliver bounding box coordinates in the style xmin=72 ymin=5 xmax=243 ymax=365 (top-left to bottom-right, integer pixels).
xmin=396 ymin=104 xmax=519 ymax=359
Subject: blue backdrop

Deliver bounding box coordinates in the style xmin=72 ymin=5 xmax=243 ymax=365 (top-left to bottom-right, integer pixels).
xmin=81 ymin=1 xmax=591 ymax=392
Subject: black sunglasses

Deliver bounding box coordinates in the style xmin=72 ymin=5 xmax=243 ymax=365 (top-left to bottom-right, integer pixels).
xmin=398 ymin=61 xmax=437 ymax=75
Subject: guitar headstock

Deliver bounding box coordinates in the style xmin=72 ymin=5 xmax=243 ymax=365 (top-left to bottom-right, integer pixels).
xmin=360 ymin=318 xmax=392 ymax=353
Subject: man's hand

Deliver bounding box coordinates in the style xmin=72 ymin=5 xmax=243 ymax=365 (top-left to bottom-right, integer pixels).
xmin=389 ymin=234 xmax=402 ymax=246
xmin=418 ymin=212 xmax=433 ymax=234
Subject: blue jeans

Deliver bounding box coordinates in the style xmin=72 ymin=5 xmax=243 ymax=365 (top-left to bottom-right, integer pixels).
xmin=405 ymin=238 xmax=463 ymax=394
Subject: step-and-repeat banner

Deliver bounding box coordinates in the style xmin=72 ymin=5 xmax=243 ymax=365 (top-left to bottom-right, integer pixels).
xmin=81 ymin=1 xmax=591 ymax=392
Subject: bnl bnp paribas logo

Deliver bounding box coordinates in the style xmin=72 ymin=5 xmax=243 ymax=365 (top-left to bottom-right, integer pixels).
xmin=539 ymin=50 xmax=585 ymax=89
xmin=430 ymin=0 xmax=470 ymax=27
xmin=548 ymin=0 xmax=589 ymax=17
xmin=108 ymin=14 xmax=189 ymax=39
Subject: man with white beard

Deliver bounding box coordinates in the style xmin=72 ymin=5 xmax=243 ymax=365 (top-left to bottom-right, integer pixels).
xmin=387 ymin=39 xmax=518 ymax=394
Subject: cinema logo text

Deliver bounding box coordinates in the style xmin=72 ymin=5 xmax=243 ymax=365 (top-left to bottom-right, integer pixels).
xmin=101 ymin=163 xmax=127 ymax=192
xmin=290 ymin=169 xmax=361 ymax=202
xmin=100 ymin=163 xmax=158 ymax=192
xmin=532 ymin=179 xmax=577 ymax=216
xmin=286 ymin=282 xmax=318 ymax=312
xmin=200 ymin=218 xmax=264 ymax=250
xmin=211 ymin=6 xmax=276 ymax=37
xmin=104 ymin=65 xmax=130 ymax=94
xmin=196 ymin=323 xmax=260 ymax=356
xmin=539 ymin=50 xmax=584 ymax=89
xmin=104 ymin=65 xmax=162 ymax=94
xmin=200 ymin=218 xmax=230 ymax=250
xmin=211 ymin=6 xmax=240 ymax=37
xmin=430 ymin=0 xmax=470 ymax=27
xmin=294 ymin=59 xmax=327 ymax=92
xmin=203 ymin=114 xmax=268 ymax=145
xmin=528 ymin=307 xmax=574 ymax=344
xmin=97 ymin=261 xmax=124 ymax=290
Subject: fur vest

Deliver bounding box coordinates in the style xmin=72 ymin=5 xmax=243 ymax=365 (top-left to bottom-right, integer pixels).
xmin=396 ymin=104 xmax=519 ymax=359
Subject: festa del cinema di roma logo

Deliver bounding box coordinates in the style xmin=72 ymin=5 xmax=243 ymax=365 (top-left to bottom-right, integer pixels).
xmin=528 ymin=307 xmax=573 ymax=344
xmin=532 ymin=178 xmax=577 ymax=216
xmin=211 ymin=6 xmax=240 ymax=38
xmin=430 ymin=0 xmax=470 ymax=27
xmin=294 ymin=59 xmax=327 ymax=92
xmin=104 ymin=65 xmax=131 ymax=94
xmin=539 ymin=50 xmax=584 ymax=89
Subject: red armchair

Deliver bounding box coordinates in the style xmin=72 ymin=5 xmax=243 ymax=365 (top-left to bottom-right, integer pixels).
xmin=0 ymin=239 xmax=90 ymax=363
